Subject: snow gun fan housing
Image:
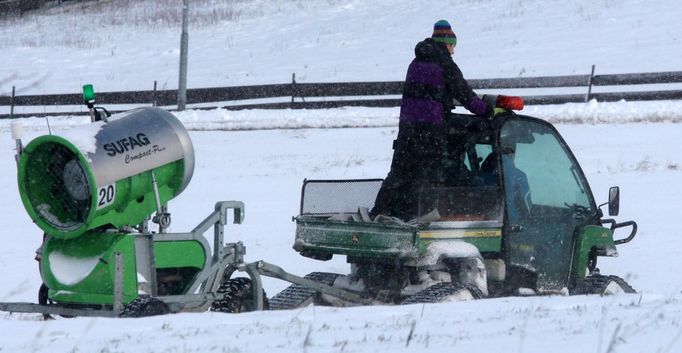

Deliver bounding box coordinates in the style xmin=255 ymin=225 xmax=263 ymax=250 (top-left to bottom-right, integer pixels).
xmin=17 ymin=107 xmax=195 ymax=239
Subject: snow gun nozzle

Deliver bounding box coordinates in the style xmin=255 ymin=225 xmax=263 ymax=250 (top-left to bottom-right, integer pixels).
xmin=496 ymin=95 xmax=524 ymax=111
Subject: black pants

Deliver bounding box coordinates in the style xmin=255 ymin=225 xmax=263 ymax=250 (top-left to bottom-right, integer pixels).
xmin=371 ymin=123 xmax=445 ymax=220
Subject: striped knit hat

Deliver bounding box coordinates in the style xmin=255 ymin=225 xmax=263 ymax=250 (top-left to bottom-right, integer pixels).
xmin=432 ymin=20 xmax=457 ymax=46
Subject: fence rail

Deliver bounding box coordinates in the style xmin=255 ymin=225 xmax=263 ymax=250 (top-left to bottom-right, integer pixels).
xmin=2 ymin=69 xmax=682 ymax=119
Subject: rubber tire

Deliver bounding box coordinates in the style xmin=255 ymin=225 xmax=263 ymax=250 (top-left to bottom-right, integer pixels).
xmin=401 ymin=282 xmax=483 ymax=305
xmin=38 ymin=283 xmax=54 ymax=320
xmin=119 ymin=295 xmax=171 ymax=318
xmin=210 ymin=277 xmax=269 ymax=313
xmin=572 ymin=274 xmax=636 ymax=295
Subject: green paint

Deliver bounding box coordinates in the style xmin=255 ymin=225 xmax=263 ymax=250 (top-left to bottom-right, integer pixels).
xmin=296 ymin=219 xmax=416 ymax=258
xmin=40 ymin=234 xmax=206 ymax=305
xmin=82 ymin=84 xmax=95 ymax=103
xmin=155 ymin=240 xmax=205 ymax=269
xmin=41 ymin=232 xmax=138 ymax=305
xmin=571 ymin=225 xmax=617 ymax=280
xmin=17 ymin=136 xmax=186 ymax=239
xmin=18 ymin=136 xmax=95 ymax=238
xmin=296 ymin=218 xmax=503 ymax=259
xmin=415 ymin=236 xmax=501 ymax=253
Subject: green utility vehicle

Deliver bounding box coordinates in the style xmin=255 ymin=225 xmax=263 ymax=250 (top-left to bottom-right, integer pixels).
xmin=271 ymin=112 xmax=638 ymax=308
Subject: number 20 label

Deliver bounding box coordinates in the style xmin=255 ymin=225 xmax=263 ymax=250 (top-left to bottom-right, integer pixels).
xmin=96 ymin=184 xmax=116 ymax=210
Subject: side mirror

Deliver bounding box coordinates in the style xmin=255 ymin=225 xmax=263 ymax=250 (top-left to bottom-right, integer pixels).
xmin=608 ymin=186 xmax=620 ymax=216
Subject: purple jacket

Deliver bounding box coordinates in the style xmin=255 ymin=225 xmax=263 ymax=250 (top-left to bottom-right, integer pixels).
xmin=400 ymin=38 xmax=490 ymax=124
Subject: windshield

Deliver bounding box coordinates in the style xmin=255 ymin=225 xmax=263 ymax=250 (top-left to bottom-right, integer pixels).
xmin=500 ymin=118 xmax=596 ymax=223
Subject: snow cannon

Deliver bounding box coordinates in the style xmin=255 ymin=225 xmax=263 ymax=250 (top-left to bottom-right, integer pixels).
xmin=17 ymin=106 xmax=194 ymax=239
xmin=2 ymin=87 xmax=268 ymax=317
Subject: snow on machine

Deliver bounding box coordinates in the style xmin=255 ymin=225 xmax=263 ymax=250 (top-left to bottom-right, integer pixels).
xmin=270 ymin=100 xmax=638 ymax=308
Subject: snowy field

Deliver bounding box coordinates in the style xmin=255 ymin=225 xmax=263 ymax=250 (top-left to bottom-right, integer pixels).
xmin=1 ymin=119 xmax=681 ymax=353
xmin=1 ymin=0 xmax=682 ymax=352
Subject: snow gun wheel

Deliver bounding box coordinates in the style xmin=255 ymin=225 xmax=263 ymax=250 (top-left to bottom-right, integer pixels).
xmin=38 ymin=283 xmax=77 ymax=319
xmin=38 ymin=283 xmax=54 ymax=320
xmin=269 ymin=272 xmax=341 ymax=310
xmin=400 ymin=282 xmax=483 ymax=305
xmin=119 ymin=295 xmax=171 ymax=318
xmin=572 ymin=275 xmax=636 ymax=296
xmin=210 ymin=277 xmax=269 ymax=313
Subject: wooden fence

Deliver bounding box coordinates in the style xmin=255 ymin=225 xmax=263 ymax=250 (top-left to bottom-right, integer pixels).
xmin=2 ymin=68 xmax=682 ymax=119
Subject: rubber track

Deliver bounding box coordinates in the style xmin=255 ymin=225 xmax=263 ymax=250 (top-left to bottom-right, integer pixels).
xmin=572 ymin=274 xmax=636 ymax=295
xmin=400 ymin=282 xmax=483 ymax=305
xmin=269 ymin=272 xmax=341 ymax=310
xmin=211 ymin=277 xmax=269 ymax=313
xmin=119 ymin=295 xmax=170 ymax=318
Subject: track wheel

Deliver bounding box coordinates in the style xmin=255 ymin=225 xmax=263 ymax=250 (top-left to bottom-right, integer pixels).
xmin=572 ymin=275 xmax=636 ymax=295
xmin=210 ymin=277 xmax=269 ymax=313
xmin=38 ymin=283 xmax=54 ymax=320
xmin=401 ymin=282 xmax=483 ymax=305
xmin=119 ymin=295 xmax=171 ymax=318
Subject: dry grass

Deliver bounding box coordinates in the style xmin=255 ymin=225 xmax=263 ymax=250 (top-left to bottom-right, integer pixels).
xmin=0 ymin=0 xmax=350 ymax=49
xmin=1 ymin=0 xmax=249 ymax=29
xmin=0 ymin=0 xmax=252 ymax=49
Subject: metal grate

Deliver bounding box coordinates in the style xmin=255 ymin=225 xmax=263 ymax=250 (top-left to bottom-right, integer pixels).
xmin=300 ymin=179 xmax=383 ymax=215
xmin=25 ymin=143 xmax=91 ymax=231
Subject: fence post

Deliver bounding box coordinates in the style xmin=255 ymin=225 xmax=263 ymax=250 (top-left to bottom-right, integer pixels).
xmin=152 ymin=81 xmax=157 ymax=107
xmin=177 ymin=0 xmax=189 ymax=111
xmin=10 ymin=86 xmax=15 ymax=119
xmin=586 ymin=64 xmax=596 ymax=102
xmin=290 ymin=73 xmax=296 ymax=109
xmin=290 ymin=73 xmax=306 ymax=109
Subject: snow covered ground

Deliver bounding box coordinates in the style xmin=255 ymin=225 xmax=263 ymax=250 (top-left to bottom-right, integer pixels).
xmin=1 ymin=1 xmax=681 ymax=352
xmin=1 ymin=120 xmax=681 ymax=353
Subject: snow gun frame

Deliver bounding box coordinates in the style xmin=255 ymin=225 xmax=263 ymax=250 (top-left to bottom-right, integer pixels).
xmin=0 ymin=201 xmax=252 ymax=317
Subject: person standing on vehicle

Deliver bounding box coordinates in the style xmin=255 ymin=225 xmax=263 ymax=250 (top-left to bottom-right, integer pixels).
xmin=371 ymin=19 xmax=494 ymax=220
